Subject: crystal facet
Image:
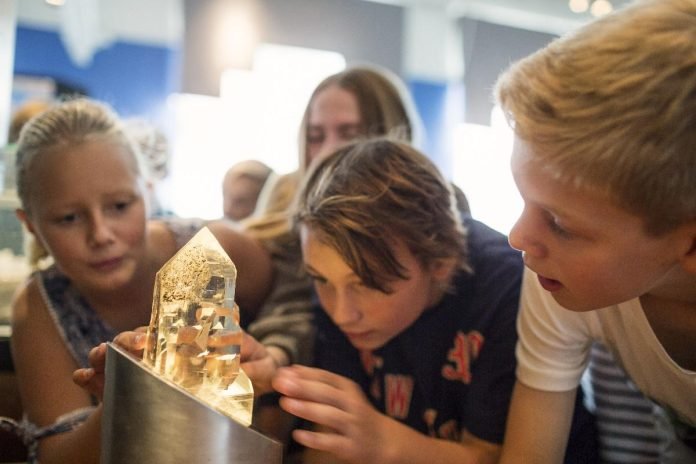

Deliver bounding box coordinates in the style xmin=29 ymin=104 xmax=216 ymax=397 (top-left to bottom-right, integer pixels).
xmin=143 ymin=227 xmax=253 ymax=425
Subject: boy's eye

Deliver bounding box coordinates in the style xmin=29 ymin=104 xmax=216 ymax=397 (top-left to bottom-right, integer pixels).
xmin=546 ymin=215 xmax=573 ymax=238
xmin=308 ymin=273 xmax=327 ymax=285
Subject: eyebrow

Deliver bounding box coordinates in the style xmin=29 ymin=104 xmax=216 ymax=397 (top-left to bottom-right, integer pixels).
xmin=303 ymin=263 xmax=320 ymax=275
xmin=308 ymin=122 xmax=361 ymax=130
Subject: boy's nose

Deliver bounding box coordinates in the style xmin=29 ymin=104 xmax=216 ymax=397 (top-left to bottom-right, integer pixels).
xmin=508 ymin=212 xmax=546 ymax=259
xmin=331 ymin=292 xmax=362 ymax=327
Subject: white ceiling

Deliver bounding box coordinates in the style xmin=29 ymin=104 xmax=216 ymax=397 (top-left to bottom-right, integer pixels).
xmin=366 ymin=0 xmax=633 ymax=34
xmin=15 ymin=0 xmax=634 ymax=45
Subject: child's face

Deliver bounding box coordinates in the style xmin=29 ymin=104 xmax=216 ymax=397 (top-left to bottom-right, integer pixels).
xmin=509 ymin=136 xmax=686 ymax=312
xmin=305 ymin=85 xmax=362 ymax=167
xmin=22 ymin=140 xmax=148 ymax=293
xmin=300 ymin=225 xmax=447 ymax=351
xmin=222 ymin=175 xmax=262 ymax=221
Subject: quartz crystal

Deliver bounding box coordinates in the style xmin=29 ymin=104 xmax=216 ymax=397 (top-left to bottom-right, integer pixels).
xmin=143 ymin=227 xmax=253 ymax=426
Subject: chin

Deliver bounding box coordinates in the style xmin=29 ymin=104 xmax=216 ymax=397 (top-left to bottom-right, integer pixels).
xmin=550 ymin=293 xmax=605 ymax=313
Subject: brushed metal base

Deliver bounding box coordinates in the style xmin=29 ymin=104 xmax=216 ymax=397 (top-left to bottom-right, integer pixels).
xmin=101 ymin=342 xmax=283 ymax=463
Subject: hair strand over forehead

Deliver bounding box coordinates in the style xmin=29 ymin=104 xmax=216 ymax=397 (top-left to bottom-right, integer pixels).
xmin=294 ymin=138 xmax=468 ymax=292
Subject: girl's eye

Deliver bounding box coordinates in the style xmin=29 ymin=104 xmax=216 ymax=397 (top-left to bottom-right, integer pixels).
xmin=56 ymin=213 xmax=78 ymax=225
xmin=338 ymin=127 xmax=361 ymax=141
xmin=108 ymin=198 xmax=134 ymax=214
xmin=113 ymin=200 xmax=130 ymax=211
xmin=306 ymin=135 xmax=323 ymax=145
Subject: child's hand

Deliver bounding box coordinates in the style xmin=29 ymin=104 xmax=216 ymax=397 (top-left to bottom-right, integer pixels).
xmin=240 ymin=333 xmax=287 ymax=396
xmin=72 ymin=328 xmax=149 ymax=401
xmin=272 ymin=365 xmax=400 ymax=463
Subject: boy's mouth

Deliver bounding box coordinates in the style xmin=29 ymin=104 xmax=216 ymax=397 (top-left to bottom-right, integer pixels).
xmin=537 ymin=274 xmax=563 ymax=292
xmin=90 ymin=256 xmax=124 ymax=272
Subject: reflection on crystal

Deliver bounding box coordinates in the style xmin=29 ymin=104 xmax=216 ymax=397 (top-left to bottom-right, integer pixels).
xmin=143 ymin=227 xmax=253 ymax=425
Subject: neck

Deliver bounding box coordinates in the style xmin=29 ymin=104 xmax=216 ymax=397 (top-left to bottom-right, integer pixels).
xmin=646 ymin=265 xmax=696 ymax=306
xmin=640 ymin=272 xmax=696 ymax=371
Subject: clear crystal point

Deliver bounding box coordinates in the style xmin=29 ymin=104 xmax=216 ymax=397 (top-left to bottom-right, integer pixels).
xmin=143 ymin=227 xmax=253 ymax=425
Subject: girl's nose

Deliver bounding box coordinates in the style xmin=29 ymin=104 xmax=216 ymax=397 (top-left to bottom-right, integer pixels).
xmin=88 ymin=213 xmax=116 ymax=247
xmin=317 ymin=132 xmax=349 ymax=161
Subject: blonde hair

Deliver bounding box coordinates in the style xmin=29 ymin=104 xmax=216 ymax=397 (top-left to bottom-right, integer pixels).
xmin=15 ymin=98 xmax=143 ymax=267
xmin=16 ymin=98 xmax=142 ymax=215
xmin=495 ymin=0 xmax=696 ymax=235
xmin=294 ymin=138 xmax=467 ymax=293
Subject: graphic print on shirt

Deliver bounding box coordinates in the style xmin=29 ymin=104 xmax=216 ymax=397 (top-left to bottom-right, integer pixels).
xmin=423 ymin=408 xmax=461 ymax=440
xmin=385 ymin=374 xmax=414 ymax=419
xmin=441 ymin=330 xmax=484 ymax=384
xmin=361 ymin=350 xmax=383 ymax=399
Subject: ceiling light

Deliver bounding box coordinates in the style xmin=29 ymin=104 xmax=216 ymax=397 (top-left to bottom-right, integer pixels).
xmin=590 ymin=0 xmax=614 ymax=17
xmin=569 ymin=0 xmax=589 ymax=13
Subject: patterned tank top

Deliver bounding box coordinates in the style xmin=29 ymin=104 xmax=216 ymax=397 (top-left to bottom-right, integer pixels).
xmin=36 ymin=218 xmax=204 ymax=368
xmin=0 ymin=218 xmax=205 ymax=463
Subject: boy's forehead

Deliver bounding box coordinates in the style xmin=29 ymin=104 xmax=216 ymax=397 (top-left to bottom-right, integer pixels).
xmin=512 ymin=135 xmax=580 ymax=188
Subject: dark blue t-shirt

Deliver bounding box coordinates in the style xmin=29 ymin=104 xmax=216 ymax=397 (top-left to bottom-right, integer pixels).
xmin=314 ymin=217 xmax=522 ymax=444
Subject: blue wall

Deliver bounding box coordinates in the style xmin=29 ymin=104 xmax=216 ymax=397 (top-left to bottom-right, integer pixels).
xmin=13 ymin=26 xmax=180 ymax=124
xmin=13 ymin=25 xmax=452 ymax=170
xmin=409 ymin=80 xmax=447 ymax=170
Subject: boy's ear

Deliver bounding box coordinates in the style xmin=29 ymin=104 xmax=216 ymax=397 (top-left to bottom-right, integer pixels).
xmin=431 ymin=257 xmax=457 ymax=283
xmin=678 ymin=221 xmax=696 ymax=274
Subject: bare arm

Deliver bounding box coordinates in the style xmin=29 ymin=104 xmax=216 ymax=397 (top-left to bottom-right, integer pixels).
xmin=273 ymin=365 xmax=501 ymax=464
xmin=11 ymin=280 xmax=102 ymax=464
xmin=499 ymin=381 xmax=577 ymax=464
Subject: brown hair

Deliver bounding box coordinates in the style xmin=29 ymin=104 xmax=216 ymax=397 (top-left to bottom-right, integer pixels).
xmin=294 ymin=138 xmax=467 ymax=293
xmin=297 ymin=65 xmax=419 ymax=171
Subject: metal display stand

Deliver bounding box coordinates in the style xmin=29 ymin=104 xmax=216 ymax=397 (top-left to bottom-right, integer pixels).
xmin=101 ymin=343 xmax=283 ymax=463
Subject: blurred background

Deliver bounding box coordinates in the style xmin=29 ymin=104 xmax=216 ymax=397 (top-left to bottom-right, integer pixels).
xmin=0 ymin=0 xmax=629 ymax=321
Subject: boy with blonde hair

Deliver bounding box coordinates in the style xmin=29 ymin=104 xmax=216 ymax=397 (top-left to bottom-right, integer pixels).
xmin=495 ymin=0 xmax=696 ymax=462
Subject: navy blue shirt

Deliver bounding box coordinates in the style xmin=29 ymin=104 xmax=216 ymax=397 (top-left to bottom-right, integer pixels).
xmin=314 ymin=217 xmax=522 ymax=444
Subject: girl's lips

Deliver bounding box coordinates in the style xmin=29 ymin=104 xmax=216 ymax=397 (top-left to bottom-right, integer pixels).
xmin=537 ymin=274 xmax=563 ymax=292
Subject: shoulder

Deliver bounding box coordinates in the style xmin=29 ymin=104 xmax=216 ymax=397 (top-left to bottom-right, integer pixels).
xmin=459 ymin=218 xmax=524 ymax=302
xmin=516 ymin=269 xmax=595 ymax=391
xmin=464 ymin=217 xmax=522 ymax=269
xmin=10 ymin=274 xmax=62 ymax=369
xmin=146 ymin=218 xmax=208 ymax=263
xmin=146 ymin=220 xmax=177 ymax=265
xmin=11 ymin=274 xmax=46 ymax=332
